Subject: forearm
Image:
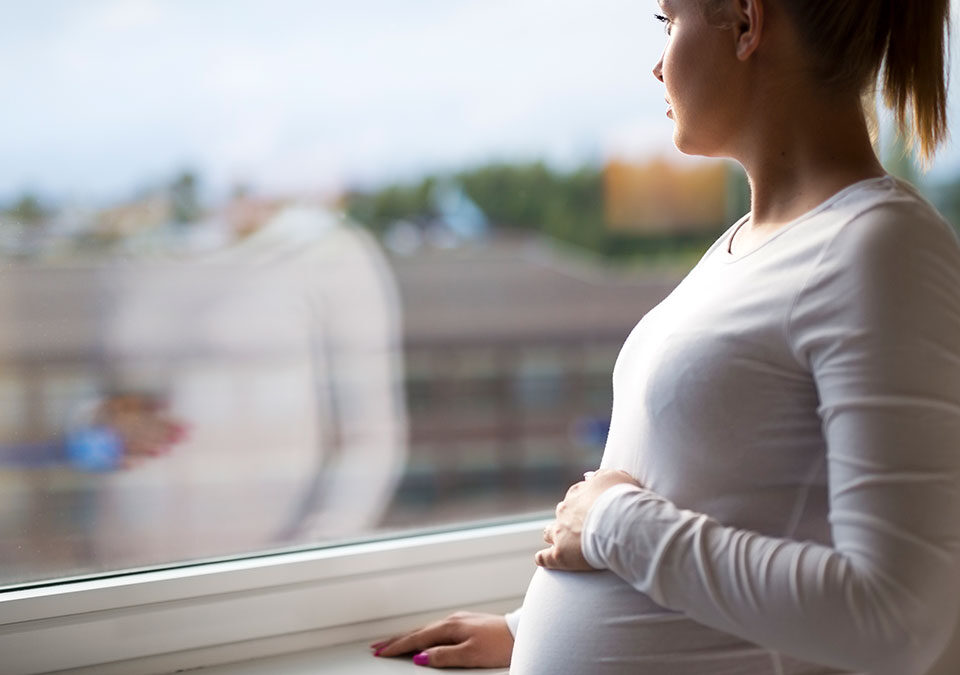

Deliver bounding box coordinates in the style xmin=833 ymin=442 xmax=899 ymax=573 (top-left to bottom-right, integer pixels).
xmin=582 ymin=484 xmax=960 ymax=675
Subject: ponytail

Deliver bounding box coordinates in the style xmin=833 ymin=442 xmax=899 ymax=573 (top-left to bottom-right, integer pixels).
xmin=881 ymin=1 xmax=951 ymax=164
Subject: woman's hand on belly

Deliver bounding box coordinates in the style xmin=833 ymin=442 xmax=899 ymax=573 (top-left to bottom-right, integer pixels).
xmin=537 ymin=469 xmax=642 ymax=572
xmin=370 ymin=611 xmax=514 ymax=668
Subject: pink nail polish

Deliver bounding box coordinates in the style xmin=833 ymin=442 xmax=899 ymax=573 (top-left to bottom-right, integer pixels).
xmin=413 ymin=651 xmax=430 ymax=666
xmin=374 ymin=648 xmax=383 ymax=657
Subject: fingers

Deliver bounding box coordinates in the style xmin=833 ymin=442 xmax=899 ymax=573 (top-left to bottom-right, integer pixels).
xmin=542 ymin=523 xmax=555 ymax=544
xmin=372 ymin=632 xmax=428 ymax=658
xmin=536 ymin=544 xmax=589 ymax=571
xmin=564 ymin=481 xmax=584 ymax=500
xmin=373 ymin=622 xmax=453 ymax=658
xmin=535 ymin=542 xmax=593 ymax=572
xmin=167 ymin=420 xmax=190 ymax=443
xmin=370 ymin=636 xmax=400 ymax=654
xmin=533 ymin=544 xmax=579 ymax=571
xmin=372 ymin=631 xmax=476 ymax=668
xmin=535 ymin=545 xmax=560 ymax=569
xmin=416 ymin=642 xmax=478 ymax=668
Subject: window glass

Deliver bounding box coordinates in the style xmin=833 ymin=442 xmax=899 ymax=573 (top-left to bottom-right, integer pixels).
xmin=1 ymin=1 xmax=959 ymax=589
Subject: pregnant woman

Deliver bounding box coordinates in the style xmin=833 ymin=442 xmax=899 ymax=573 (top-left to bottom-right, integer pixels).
xmin=373 ymin=0 xmax=960 ymax=673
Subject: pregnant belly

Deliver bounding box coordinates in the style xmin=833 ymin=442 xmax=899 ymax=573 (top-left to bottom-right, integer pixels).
xmin=510 ymin=568 xmax=791 ymax=675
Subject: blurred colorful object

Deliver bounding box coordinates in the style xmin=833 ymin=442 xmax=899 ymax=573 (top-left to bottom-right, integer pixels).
xmin=65 ymin=426 xmax=123 ymax=472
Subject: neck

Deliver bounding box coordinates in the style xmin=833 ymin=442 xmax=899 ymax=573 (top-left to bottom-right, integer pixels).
xmin=731 ymin=88 xmax=886 ymax=229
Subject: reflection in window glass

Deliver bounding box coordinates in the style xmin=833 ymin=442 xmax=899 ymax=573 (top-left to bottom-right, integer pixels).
xmin=1 ymin=1 xmax=959 ymax=588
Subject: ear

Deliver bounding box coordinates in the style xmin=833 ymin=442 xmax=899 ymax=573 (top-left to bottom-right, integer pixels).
xmin=731 ymin=0 xmax=763 ymax=61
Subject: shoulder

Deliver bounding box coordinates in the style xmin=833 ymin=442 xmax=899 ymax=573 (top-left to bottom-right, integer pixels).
xmin=831 ymin=179 xmax=957 ymax=258
xmin=810 ymin=179 xmax=960 ymax=290
xmin=225 ymin=207 xmax=382 ymax=263
xmin=789 ymin=179 xmax=960 ymax=349
xmin=787 ymin=181 xmax=960 ymax=371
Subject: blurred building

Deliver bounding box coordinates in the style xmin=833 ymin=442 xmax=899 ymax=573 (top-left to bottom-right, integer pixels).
xmin=93 ymin=195 xmax=173 ymax=241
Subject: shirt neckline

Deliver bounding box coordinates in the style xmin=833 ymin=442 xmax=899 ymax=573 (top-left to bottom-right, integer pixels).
xmin=721 ymin=175 xmax=894 ymax=264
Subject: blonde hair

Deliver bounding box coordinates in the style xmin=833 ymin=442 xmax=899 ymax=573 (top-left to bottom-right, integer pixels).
xmin=704 ymin=0 xmax=952 ymax=163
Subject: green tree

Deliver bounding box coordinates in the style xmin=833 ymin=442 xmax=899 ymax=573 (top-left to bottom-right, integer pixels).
xmin=170 ymin=170 xmax=201 ymax=224
xmin=344 ymin=159 xmax=730 ymax=263
xmin=456 ymin=162 xmax=608 ymax=250
xmin=345 ymin=177 xmax=434 ymax=234
xmin=7 ymin=193 xmax=47 ymax=226
xmin=934 ymin=175 xmax=960 ymax=231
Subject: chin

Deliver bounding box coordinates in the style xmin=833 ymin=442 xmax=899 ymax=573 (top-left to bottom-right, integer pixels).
xmin=672 ymin=129 xmax=701 ymax=156
xmin=673 ymin=128 xmax=723 ymax=159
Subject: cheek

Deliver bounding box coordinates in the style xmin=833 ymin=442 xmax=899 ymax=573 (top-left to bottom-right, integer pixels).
xmin=661 ymin=42 xmax=696 ymax=103
xmin=660 ymin=44 xmax=681 ymax=93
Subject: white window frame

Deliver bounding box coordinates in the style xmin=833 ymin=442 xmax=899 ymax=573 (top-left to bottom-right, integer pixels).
xmin=0 ymin=518 xmax=547 ymax=675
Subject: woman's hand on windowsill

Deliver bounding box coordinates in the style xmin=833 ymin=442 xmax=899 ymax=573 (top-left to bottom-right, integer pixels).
xmin=371 ymin=611 xmax=513 ymax=669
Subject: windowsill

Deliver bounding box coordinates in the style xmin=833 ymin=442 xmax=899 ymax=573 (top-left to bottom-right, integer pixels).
xmin=179 ymin=639 xmax=510 ymax=675
xmin=1 ymin=520 xmax=543 ymax=675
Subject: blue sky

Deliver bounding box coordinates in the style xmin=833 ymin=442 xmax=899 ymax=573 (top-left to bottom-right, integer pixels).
xmin=2 ymin=0 xmax=959 ymax=205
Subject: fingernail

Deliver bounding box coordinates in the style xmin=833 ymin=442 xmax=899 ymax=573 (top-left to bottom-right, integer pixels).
xmin=370 ymin=641 xmax=386 ymax=649
xmin=413 ymin=651 xmax=430 ymax=666
xmin=374 ymin=648 xmax=383 ymax=657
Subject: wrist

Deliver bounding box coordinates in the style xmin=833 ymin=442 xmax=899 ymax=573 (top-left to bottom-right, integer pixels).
xmin=581 ymin=482 xmax=645 ymax=569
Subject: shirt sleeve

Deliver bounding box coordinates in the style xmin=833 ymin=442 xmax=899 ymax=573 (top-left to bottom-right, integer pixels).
xmin=504 ymin=608 xmax=522 ymax=638
xmin=295 ymin=224 xmax=409 ymax=538
xmin=580 ymin=203 xmax=960 ymax=675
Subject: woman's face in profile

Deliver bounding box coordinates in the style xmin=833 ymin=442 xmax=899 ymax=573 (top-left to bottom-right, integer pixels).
xmin=653 ymin=0 xmax=745 ymax=158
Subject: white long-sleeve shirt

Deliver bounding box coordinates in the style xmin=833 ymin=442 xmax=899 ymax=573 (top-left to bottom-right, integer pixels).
xmin=90 ymin=207 xmax=407 ymax=565
xmin=509 ymin=176 xmax=960 ymax=675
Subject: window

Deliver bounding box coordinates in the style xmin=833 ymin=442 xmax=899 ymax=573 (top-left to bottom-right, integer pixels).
xmin=2 ymin=2 xmax=960 ymax=671
xmin=1 ymin=0 xmax=707 ymax=589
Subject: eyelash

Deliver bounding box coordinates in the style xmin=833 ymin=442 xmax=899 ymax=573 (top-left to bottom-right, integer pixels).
xmin=654 ymin=13 xmax=673 ymax=35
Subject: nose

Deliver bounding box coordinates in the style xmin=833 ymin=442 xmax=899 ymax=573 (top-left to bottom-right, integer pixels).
xmin=653 ymin=49 xmax=664 ymax=83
